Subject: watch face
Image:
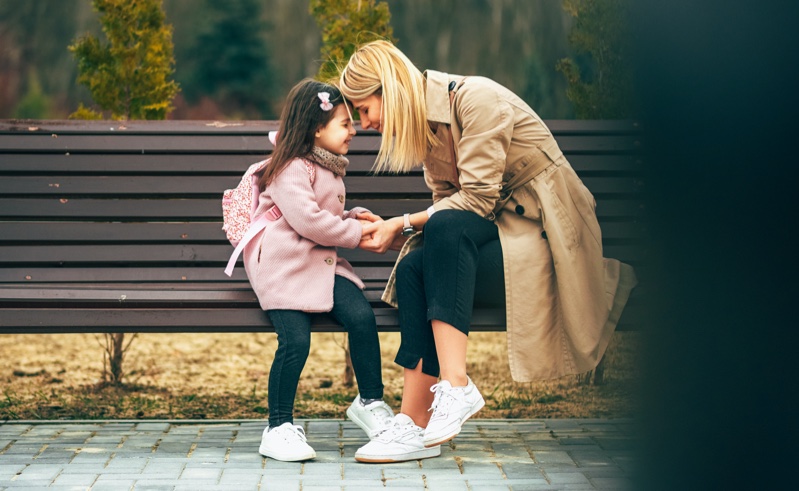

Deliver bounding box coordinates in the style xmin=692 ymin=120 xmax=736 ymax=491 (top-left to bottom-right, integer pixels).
xmin=402 ymin=227 xmax=415 ymax=237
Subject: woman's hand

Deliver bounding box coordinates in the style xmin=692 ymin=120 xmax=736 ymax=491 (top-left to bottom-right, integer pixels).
xmin=388 ymin=234 xmax=409 ymax=251
xmin=360 ymin=219 xmax=380 ymax=239
xmin=359 ymin=216 xmax=403 ymax=253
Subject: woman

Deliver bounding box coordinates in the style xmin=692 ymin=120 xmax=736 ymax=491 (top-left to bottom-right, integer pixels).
xmin=340 ymin=40 xmax=637 ymax=463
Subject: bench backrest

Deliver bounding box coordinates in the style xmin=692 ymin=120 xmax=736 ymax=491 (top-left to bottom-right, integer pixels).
xmin=0 ymin=119 xmax=645 ymax=329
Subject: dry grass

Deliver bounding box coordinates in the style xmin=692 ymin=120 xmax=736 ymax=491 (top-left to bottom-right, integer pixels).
xmin=0 ymin=331 xmax=640 ymax=420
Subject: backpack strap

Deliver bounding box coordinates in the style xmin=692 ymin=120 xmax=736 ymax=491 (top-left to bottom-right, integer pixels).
xmin=224 ymin=205 xmax=282 ymax=277
xmin=224 ymin=159 xmax=315 ymax=277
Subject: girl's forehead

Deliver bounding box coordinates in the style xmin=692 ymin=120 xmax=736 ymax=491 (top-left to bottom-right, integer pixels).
xmin=341 ymin=100 xmax=354 ymax=122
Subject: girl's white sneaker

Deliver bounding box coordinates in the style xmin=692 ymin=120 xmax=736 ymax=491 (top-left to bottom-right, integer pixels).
xmin=354 ymin=413 xmax=440 ymax=463
xmin=346 ymin=395 xmax=394 ymax=438
xmin=258 ymin=422 xmax=316 ymax=461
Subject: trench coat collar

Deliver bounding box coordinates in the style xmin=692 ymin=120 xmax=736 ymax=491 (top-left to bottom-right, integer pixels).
xmin=423 ymin=70 xmax=451 ymax=124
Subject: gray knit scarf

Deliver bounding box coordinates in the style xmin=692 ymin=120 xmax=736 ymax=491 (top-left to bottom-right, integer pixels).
xmin=308 ymin=146 xmax=348 ymax=177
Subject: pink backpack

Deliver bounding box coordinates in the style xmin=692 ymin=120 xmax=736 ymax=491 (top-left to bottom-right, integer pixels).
xmin=222 ymin=131 xmax=315 ymax=276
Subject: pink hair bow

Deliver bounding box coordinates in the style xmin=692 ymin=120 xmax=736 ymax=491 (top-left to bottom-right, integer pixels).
xmin=318 ymin=92 xmax=333 ymax=111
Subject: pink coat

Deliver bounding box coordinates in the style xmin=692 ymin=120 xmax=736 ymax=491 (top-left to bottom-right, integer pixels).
xmin=242 ymin=158 xmax=367 ymax=312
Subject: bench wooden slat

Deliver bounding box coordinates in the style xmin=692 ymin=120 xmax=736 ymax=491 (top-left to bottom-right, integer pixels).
xmin=0 ymin=244 xmax=399 ymax=264
xmin=0 ymin=285 xmax=387 ymax=304
xmin=0 ymin=282 xmax=643 ymax=316
xmin=0 ymin=153 xmax=643 ymax=174
xmin=0 ymin=175 xmax=427 ymax=195
xmin=0 ymin=175 xmax=645 ymax=197
xmin=0 ymin=267 xmax=395 ymax=283
xmin=0 ymin=306 xmax=660 ymax=334
xmin=0 ymin=120 xmax=280 ymax=134
xmin=0 ymin=119 xmax=640 ymax=135
xmin=0 ymin=133 xmax=639 ymax=155
xmin=0 ymin=307 xmax=509 ymax=332
xmin=0 ymin=133 xmax=378 ymax=153
xmin=0 ymin=219 xmax=644 ymax=243
xmin=0 ymin=222 xmax=231 ymax=242
xmin=0 ymin=304 xmax=640 ymax=333
xmin=0 ymin=197 xmax=646 ymax=220
xmin=0 ymin=198 xmax=441 ymax=219
xmin=0 ymin=243 xmax=644 ymax=266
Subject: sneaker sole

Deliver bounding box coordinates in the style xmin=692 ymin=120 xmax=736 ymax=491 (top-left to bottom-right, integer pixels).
xmin=259 ymin=445 xmax=316 ymax=462
xmin=354 ymin=446 xmax=440 ymax=463
xmin=423 ymin=397 xmax=485 ymax=448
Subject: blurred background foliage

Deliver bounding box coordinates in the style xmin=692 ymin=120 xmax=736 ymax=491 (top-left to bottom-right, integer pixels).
xmin=310 ymin=0 xmax=395 ymax=84
xmin=68 ymin=0 xmax=180 ymax=120
xmin=0 ymin=0 xmax=633 ymax=120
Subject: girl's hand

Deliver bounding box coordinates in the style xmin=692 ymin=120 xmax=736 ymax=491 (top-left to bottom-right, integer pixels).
xmin=359 ymin=216 xmax=403 ymax=254
xmin=356 ymin=211 xmax=382 ymax=223
xmin=360 ymin=219 xmax=381 ymax=239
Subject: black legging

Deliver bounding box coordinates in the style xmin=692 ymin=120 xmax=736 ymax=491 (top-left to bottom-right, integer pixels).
xmin=266 ymin=275 xmax=383 ymax=427
xmin=394 ymin=209 xmax=506 ymax=377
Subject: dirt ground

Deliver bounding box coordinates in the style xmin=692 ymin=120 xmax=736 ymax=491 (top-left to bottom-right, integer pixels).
xmin=0 ymin=331 xmax=640 ymax=420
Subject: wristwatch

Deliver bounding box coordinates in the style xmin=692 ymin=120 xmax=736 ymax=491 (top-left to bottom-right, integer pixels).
xmin=401 ymin=213 xmax=415 ymax=237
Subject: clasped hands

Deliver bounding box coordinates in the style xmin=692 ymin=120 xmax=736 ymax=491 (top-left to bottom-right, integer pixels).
xmin=357 ymin=212 xmax=408 ymax=253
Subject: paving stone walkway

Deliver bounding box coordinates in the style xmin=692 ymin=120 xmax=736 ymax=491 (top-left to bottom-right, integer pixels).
xmin=0 ymin=419 xmax=636 ymax=490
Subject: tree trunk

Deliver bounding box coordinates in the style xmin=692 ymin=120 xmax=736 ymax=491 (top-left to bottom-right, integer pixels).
xmin=109 ymin=333 xmax=125 ymax=383
xmin=342 ymin=338 xmax=354 ymax=387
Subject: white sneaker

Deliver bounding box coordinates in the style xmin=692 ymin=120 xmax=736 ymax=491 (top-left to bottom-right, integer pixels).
xmin=346 ymin=395 xmax=394 ymax=439
xmin=258 ymin=422 xmax=316 ymax=461
xmin=354 ymin=413 xmax=441 ymax=463
xmin=423 ymin=377 xmax=485 ymax=447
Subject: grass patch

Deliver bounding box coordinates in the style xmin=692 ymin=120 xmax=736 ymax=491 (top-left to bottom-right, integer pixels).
xmin=0 ymin=331 xmax=640 ymax=420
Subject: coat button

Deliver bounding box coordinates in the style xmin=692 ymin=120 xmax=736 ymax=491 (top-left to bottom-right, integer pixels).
xmin=325 ymin=257 xmax=334 ymax=265
xmin=338 ymin=194 xmax=345 ymax=203
xmin=541 ymin=231 xmax=548 ymax=240
xmin=515 ymin=205 xmax=525 ymax=215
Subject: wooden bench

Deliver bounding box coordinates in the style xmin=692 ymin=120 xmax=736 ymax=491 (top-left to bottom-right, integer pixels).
xmin=0 ymin=119 xmax=645 ymax=335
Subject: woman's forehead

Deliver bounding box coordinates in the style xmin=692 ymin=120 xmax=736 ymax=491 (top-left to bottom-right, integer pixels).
xmin=351 ymin=94 xmax=381 ymax=108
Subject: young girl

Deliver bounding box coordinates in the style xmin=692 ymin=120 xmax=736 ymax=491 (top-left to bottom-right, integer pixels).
xmin=243 ymin=79 xmax=393 ymax=462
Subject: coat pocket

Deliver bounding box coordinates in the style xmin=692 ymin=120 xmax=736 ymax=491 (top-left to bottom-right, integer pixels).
xmin=563 ymin=169 xmax=602 ymax=248
xmin=542 ymin=178 xmax=580 ymax=251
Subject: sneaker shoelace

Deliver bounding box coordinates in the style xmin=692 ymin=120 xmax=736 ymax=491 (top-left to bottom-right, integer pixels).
xmin=371 ymin=417 xmax=414 ymax=442
xmin=429 ymin=382 xmax=460 ymax=420
xmin=369 ymin=404 xmax=394 ymax=430
xmin=274 ymin=424 xmax=307 ymax=443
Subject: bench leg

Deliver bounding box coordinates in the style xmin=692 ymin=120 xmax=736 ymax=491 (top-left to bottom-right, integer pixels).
xmin=576 ymin=355 xmax=607 ymax=386
xmin=593 ymin=355 xmax=606 ymax=385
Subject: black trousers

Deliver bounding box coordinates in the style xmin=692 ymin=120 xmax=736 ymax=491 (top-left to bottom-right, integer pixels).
xmin=266 ymin=275 xmax=383 ymax=427
xmin=394 ymin=209 xmax=506 ymax=377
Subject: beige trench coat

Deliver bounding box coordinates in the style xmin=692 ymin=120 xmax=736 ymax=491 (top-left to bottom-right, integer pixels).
xmin=382 ymin=70 xmax=638 ymax=383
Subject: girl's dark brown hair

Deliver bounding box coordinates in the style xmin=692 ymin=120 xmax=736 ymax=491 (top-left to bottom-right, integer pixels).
xmin=259 ymin=78 xmax=346 ymax=188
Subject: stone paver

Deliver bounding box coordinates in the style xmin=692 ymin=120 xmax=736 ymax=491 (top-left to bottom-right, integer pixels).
xmin=0 ymin=419 xmax=635 ymax=490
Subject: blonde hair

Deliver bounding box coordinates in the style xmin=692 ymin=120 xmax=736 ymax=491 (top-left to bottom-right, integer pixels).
xmin=338 ymin=40 xmax=437 ymax=173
